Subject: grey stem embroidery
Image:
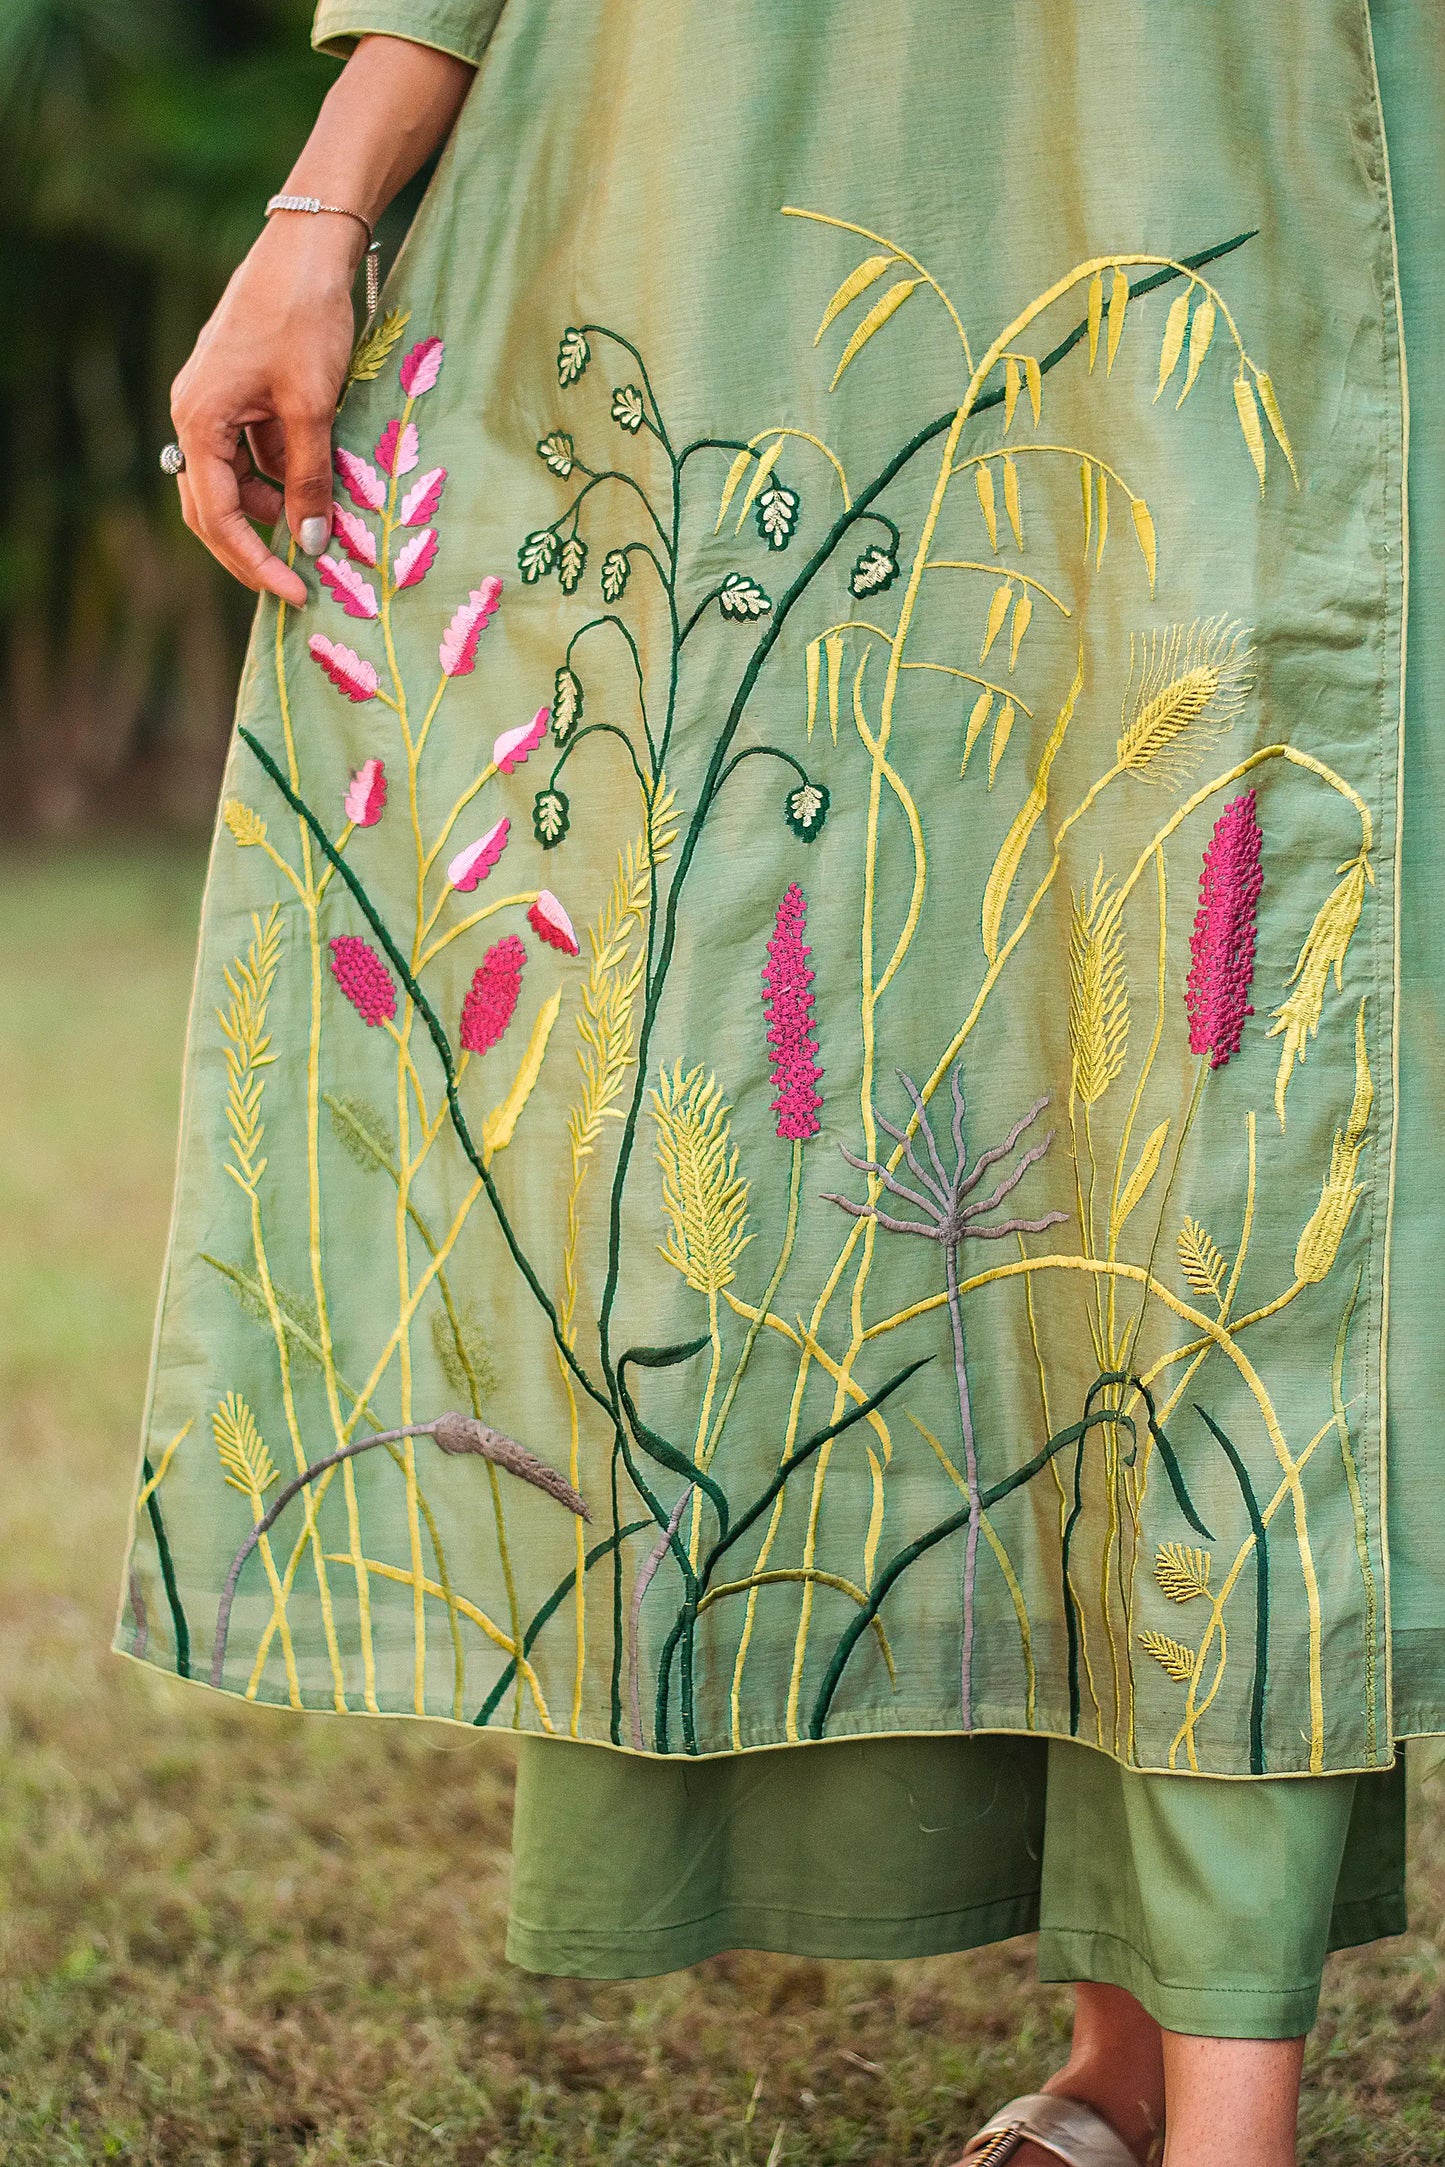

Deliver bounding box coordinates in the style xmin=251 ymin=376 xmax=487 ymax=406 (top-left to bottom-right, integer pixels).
xmin=823 ymin=1067 xmax=1066 ymax=1725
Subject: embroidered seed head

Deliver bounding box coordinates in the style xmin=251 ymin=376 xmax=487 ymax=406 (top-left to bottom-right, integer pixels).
xmin=1294 ymin=1000 xmax=1372 ymax=1283
xmin=461 ymin=935 xmax=526 ymax=1055
xmin=762 ymin=882 xmax=823 ymax=1141
xmin=1265 ymin=848 xmax=1371 ymax=1127
xmin=329 ymin=935 xmax=397 ymax=1027
xmin=1116 ymin=617 xmax=1252 ymax=788
xmin=1068 ymin=862 xmax=1128 ymax=1107
xmin=649 ymin=1061 xmax=752 ymax=1295
xmin=1185 ymin=788 xmax=1264 ymax=1068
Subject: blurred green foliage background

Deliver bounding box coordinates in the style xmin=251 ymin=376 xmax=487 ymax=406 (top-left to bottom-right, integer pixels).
xmin=0 ymin=0 xmax=342 ymax=831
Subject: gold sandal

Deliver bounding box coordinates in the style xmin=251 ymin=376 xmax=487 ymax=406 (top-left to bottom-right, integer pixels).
xmin=955 ymin=2093 xmax=1140 ymax=2167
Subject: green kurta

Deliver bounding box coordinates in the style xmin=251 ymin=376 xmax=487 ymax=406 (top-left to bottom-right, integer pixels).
xmin=119 ymin=0 xmax=1440 ymax=1784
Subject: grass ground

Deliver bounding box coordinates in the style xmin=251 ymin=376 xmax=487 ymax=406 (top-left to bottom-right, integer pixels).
xmin=2 ymin=845 xmax=1445 ymax=2165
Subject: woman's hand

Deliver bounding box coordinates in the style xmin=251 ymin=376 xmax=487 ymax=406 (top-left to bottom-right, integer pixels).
xmin=170 ymin=217 xmax=361 ymax=607
xmin=168 ymin=32 xmax=476 ymax=608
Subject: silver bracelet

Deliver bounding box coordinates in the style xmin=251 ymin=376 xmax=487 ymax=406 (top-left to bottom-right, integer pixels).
xmin=264 ymin=193 xmax=382 ymax=328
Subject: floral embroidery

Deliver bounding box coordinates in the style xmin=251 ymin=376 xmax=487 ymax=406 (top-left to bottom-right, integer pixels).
xmin=308 ymin=634 xmax=378 ymax=702
xmin=528 ymin=890 xmax=580 ymax=956
xmin=762 ymin=884 xmax=823 ymax=1141
xmin=317 ymin=554 xmax=379 ymax=620
xmin=447 ymin=817 xmax=509 ymax=891
xmin=141 ymin=198 xmax=1385 ymax=1783
xmin=329 ymin=935 xmax=397 ymax=1026
xmin=1185 ymin=790 xmax=1263 ymax=1066
xmin=461 ymin=936 xmax=526 ymax=1054
xmin=344 ymin=758 xmax=387 ymax=827
xmin=494 ymin=709 xmax=549 ymax=773
xmin=440 ymin=578 xmax=503 ymax=676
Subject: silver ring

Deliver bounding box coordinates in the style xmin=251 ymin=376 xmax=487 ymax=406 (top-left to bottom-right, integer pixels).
xmin=159 ymin=442 xmax=186 ymax=477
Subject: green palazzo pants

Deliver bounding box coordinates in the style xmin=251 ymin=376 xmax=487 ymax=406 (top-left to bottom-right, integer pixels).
xmin=508 ymin=1736 xmax=1407 ymax=2038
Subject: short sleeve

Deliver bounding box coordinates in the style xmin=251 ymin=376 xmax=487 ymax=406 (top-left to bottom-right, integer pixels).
xmin=311 ymin=0 xmax=507 ymax=66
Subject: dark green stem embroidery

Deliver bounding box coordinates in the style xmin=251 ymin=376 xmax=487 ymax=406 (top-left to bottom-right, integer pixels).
xmin=142 ymin=1454 xmax=190 ymax=1679
xmin=1193 ymin=1403 xmax=1268 ymax=1775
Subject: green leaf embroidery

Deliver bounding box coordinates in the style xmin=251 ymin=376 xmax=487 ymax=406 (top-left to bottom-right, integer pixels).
xmin=719 ymin=573 xmax=771 ymax=621
xmin=519 ymin=529 xmax=560 ymax=583
xmin=557 ymin=327 xmax=590 ymax=386
xmin=537 ymin=431 xmax=575 ymax=477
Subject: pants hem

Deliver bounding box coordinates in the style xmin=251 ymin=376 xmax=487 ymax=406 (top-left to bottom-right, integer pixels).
xmin=505 ymin=1890 xmax=1040 ymax=1979
xmin=1036 ymin=1927 xmax=1324 ymax=2039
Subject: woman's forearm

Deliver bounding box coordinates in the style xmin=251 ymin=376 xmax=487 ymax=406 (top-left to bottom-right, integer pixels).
xmin=169 ymin=35 xmax=475 ymax=605
xmin=280 ymin=34 xmax=477 ymax=235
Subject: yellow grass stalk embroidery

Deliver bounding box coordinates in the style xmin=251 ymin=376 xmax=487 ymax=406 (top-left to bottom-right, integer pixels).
xmin=1068 ymin=864 xmax=1129 ymax=1107
xmin=1294 ymin=1001 xmax=1372 ymax=1284
xmin=1268 ymin=851 xmax=1372 ymax=1125
xmin=651 ymin=1063 xmax=752 ymax=1296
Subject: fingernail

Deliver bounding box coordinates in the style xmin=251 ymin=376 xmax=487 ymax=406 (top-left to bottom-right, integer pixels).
xmin=298 ymin=515 xmax=330 ymax=556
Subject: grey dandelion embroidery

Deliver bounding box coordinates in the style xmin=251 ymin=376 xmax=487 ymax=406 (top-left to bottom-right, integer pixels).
xmin=824 ymin=1068 xmax=1066 ymax=1727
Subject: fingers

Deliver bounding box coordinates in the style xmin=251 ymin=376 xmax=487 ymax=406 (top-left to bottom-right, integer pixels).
xmin=278 ymin=403 xmax=336 ymax=560
xmin=246 ymin=419 xmax=287 ymax=487
xmin=175 ymin=427 xmax=308 ymax=607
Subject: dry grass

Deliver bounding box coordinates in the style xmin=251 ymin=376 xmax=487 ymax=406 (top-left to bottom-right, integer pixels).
xmin=2 ymin=845 xmax=1445 ymax=2164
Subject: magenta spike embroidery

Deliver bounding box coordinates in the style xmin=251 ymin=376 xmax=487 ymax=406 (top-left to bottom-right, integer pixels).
xmin=1185 ymin=788 xmax=1264 ymax=1068
xmin=461 ymin=935 xmax=526 ymax=1055
xmin=329 ymin=935 xmax=397 ymax=1027
xmin=763 ymin=882 xmax=823 ymax=1141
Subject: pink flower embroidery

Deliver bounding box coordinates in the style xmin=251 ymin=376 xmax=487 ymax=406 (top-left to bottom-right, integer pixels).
xmin=439 ymin=579 xmax=503 ymax=677
xmin=399 ymin=467 xmax=446 ymax=525
xmin=528 ymin=889 xmax=579 ymax=956
xmin=334 ymin=446 xmax=385 ymax=512
xmin=308 ymin=634 xmax=378 ymax=702
xmin=400 ymin=336 xmax=444 ymax=398
xmin=331 ymin=505 xmax=378 ymax=567
xmin=493 ymin=707 xmax=549 ymax=773
xmin=448 ymin=816 xmax=510 ymax=891
xmin=375 ymin=419 xmax=419 ymax=478
xmin=317 ymin=554 xmax=379 ymax=620
xmin=344 ymin=758 xmax=387 ymax=827
xmin=461 ymin=935 xmax=525 ymax=1054
xmin=1185 ymin=789 xmax=1264 ymax=1068
xmin=763 ymin=882 xmax=823 ymax=1141
xmin=329 ymin=935 xmax=396 ymax=1026
xmin=392 ymin=528 xmax=439 ymax=591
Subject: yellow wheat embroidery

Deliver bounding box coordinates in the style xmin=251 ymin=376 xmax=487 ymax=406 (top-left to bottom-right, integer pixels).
xmin=215 ymin=1391 xmax=279 ymax=1504
xmin=650 ymin=1062 xmax=752 ymax=1295
xmin=218 ymin=906 xmax=282 ymax=1190
xmin=1154 ymin=1543 xmax=1213 ymax=1604
xmin=1267 ymin=851 xmax=1371 ymax=1125
xmin=1294 ymin=1000 xmax=1372 ymax=1284
xmin=1139 ymin=1630 xmax=1197 ymax=1682
xmin=1177 ymin=1217 xmax=1228 ymax=1309
xmin=214 ymin=1392 xmax=301 ymax=1707
xmin=1068 ymin=863 xmax=1128 ymax=1106
xmin=1116 ymin=617 xmax=1252 ymax=787
xmin=222 ymin=799 xmax=268 ymax=849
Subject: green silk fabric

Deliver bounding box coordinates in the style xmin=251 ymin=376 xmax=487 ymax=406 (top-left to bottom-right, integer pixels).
xmin=118 ymin=0 xmax=1438 ymax=1778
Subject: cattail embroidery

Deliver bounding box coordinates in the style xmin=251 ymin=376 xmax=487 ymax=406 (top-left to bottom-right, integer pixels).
xmin=329 ymin=935 xmax=397 ymax=1027
xmin=762 ymin=882 xmax=823 ymax=1141
xmin=1185 ymin=789 xmax=1263 ymax=1067
xmin=461 ymin=936 xmax=525 ymax=1054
